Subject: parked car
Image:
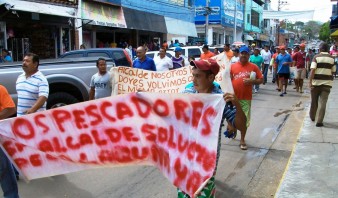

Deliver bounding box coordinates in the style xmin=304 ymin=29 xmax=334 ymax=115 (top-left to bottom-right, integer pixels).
xmin=209 ymin=46 xmax=225 ymax=54
xmin=168 ymin=46 xmax=203 ymax=60
xmin=60 ymin=48 xmax=132 ymax=67
xmin=0 ymin=57 xmax=117 ymax=110
xmin=146 ymin=50 xmax=190 ymax=66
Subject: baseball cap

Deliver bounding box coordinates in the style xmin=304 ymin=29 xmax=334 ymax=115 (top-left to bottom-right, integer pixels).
xmin=174 ymin=47 xmax=182 ymax=52
xmin=299 ymin=43 xmax=306 ymax=47
xmin=275 ymin=46 xmax=280 ymax=49
xmin=239 ymin=46 xmax=250 ymax=53
xmin=280 ymin=45 xmax=286 ymax=50
xmin=251 ymin=43 xmax=256 ymax=47
xmin=190 ymin=59 xmax=220 ymax=75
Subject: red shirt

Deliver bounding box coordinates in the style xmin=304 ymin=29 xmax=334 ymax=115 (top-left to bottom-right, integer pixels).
xmin=200 ymin=51 xmax=215 ymax=60
xmin=230 ymin=62 xmax=263 ymax=100
xmin=293 ymin=51 xmax=306 ymax=68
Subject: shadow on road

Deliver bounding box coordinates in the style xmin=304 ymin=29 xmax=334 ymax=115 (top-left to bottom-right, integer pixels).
xmin=215 ymin=179 xmax=255 ymax=198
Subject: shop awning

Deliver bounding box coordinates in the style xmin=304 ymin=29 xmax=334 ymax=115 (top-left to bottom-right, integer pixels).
xmin=245 ymin=35 xmax=254 ymax=41
xmin=165 ymin=17 xmax=197 ymax=37
xmin=0 ymin=0 xmax=76 ymax=18
xmin=82 ymin=1 xmax=126 ymax=28
xmin=123 ymin=8 xmax=167 ymax=33
xmin=331 ymin=30 xmax=338 ymax=37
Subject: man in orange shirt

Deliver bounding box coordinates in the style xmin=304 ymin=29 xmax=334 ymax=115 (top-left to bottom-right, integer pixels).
xmin=200 ymin=45 xmax=215 ymax=60
xmin=0 ymin=84 xmax=20 ymax=198
xmin=230 ymin=46 xmax=263 ymax=150
xmin=162 ymin=40 xmax=168 ymax=49
xmin=224 ymin=43 xmax=234 ymax=61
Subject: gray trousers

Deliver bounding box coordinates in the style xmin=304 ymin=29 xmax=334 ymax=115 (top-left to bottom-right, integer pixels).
xmin=310 ymin=86 xmax=331 ymax=124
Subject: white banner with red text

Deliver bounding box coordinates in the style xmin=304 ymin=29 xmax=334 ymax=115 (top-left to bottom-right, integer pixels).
xmin=111 ymin=52 xmax=233 ymax=95
xmin=0 ymin=93 xmax=225 ymax=197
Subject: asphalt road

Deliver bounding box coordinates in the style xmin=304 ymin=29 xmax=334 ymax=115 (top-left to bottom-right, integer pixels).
xmin=17 ymin=74 xmax=310 ymax=198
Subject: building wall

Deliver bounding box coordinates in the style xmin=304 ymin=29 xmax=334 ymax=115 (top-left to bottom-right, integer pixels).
xmin=244 ymin=0 xmax=263 ymax=33
xmin=121 ymin=0 xmax=195 ymax=23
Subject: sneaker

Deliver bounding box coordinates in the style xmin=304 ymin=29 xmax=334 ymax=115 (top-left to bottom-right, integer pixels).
xmin=224 ymin=130 xmax=237 ymax=139
xmin=254 ymin=89 xmax=258 ymax=93
xmin=280 ymin=93 xmax=284 ymax=97
xmin=283 ymin=92 xmax=287 ymax=94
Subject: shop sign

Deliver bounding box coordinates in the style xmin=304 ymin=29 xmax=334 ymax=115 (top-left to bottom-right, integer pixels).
xmin=221 ymin=0 xmax=244 ymax=28
xmin=195 ymin=6 xmax=220 ymax=16
xmin=259 ymin=34 xmax=269 ymax=41
xmin=82 ymin=1 xmax=126 ymax=28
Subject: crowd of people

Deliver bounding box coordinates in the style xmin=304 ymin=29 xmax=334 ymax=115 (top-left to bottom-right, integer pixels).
xmin=0 ymin=40 xmax=336 ymax=197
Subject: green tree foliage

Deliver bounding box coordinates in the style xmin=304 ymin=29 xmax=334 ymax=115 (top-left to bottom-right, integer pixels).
xmin=319 ymin=21 xmax=331 ymax=43
xmin=303 ymin=21 xmax=321 ymax=40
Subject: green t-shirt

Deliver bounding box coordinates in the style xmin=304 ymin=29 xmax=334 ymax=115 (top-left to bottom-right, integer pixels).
xmin=249 ymin=55 xmax=264 ymax=69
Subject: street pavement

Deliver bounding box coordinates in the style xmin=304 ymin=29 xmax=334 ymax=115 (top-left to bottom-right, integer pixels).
xmin=15 ymin=73 xmax=337 ymax=198
xmin=276 ymin=78 xmax=338 ymax=198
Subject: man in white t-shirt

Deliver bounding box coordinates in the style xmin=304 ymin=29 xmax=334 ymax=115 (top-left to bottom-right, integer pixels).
xmin=154 ymin=48 xmax=173 ymax=71
xmin=260 ymin=45 xmax=272 ymax=84
xmin=89 ymin=58 xmax=112 ymax=100
xmin=230 ymin=48 xmax=240 ymax=64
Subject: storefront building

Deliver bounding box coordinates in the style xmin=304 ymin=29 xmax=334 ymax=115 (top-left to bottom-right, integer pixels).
xmin=195 ymin=0 xmax=244 ymax=45
xmin=0 ymin=0 xmax=77 ymax=60
xmin=76 ymin=0 xmax=197 ymax=50
xmin=121 ymin=0 xmax=197 ymax=47
xmin=243 ymin=0 xmax=270 ymax=47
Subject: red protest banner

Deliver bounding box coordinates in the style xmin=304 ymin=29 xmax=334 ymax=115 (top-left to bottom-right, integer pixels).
xmin=0 ymin=92 xmax=225 ymax=197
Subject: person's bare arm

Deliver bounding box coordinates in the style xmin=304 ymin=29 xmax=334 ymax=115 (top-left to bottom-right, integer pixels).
xmin=89 ymin=87 xmax=95 ymax=100
xmin=25 ymin=96 xmax=47 ymax=114
xmin=243 ymin=78 xmax=263 ymax=85
xmin=309 ymin=68 xmax=315 ymax=89
xmin=0 ymin=107 xmax=16 ymax=120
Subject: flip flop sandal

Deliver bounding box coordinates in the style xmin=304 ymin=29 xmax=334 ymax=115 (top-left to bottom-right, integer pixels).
xmin=240 ymin=144 xmax=248 ymax=150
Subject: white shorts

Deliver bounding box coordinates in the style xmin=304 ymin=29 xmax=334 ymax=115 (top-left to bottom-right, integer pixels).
xmin=295 ymin=68 xmax=306 ymax=79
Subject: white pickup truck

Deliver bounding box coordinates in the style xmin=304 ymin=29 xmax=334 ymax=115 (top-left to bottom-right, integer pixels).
xmin=0 ymin=57 xmax=116 ymax=109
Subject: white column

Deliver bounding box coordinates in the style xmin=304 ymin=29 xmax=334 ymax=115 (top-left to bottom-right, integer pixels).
xmin=223 ymin=29 xmax=226 ymax=44
xmin=207 ymin=28 xmax=213 ymax=45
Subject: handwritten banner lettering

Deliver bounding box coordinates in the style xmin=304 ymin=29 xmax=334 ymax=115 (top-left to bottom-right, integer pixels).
xmin=111 ymin=53 xmax=233 ymax=95
xmin=0 ymin=93 xmax=225 ymax=197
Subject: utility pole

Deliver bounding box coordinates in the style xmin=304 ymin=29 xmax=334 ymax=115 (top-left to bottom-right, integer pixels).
xmin=205 ymin=0 xmax=210 ymax=45
xmin=233 ymin=0 xmax=237 ymax=42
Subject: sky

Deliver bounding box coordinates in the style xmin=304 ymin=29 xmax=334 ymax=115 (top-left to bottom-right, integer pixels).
xmin=270 ymin=0 xmax=335 ymax=22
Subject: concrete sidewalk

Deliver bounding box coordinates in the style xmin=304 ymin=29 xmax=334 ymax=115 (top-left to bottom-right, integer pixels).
xmin=276 ymin=79 xmax=338 ymax=198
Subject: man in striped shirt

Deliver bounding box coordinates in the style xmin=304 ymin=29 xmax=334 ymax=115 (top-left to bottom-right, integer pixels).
xmin=16 ymin=53 xmax=49 ymax=116
xmin=309 ymin=43 xmax=336 ymax=127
